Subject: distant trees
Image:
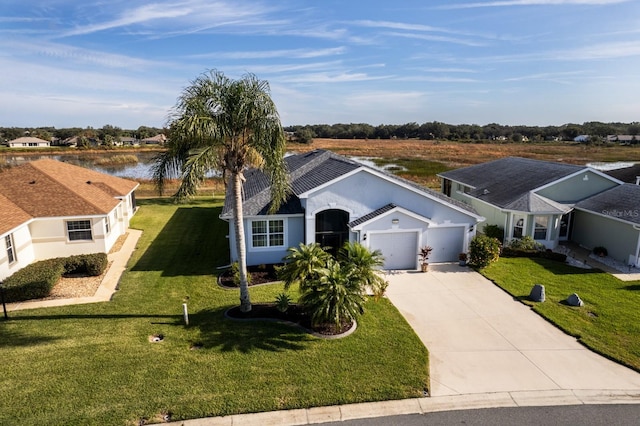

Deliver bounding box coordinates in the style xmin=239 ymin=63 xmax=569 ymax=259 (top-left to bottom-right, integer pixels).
xmin=283 ymin=121 xmax=639 ymax=143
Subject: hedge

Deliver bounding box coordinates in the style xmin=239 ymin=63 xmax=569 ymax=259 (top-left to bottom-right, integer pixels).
xmin=2 ymin=253 xmax=108 ymax=303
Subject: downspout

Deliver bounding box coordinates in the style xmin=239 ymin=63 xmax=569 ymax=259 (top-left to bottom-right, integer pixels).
xmin=634 ymin=224 xmax=640 ymax=267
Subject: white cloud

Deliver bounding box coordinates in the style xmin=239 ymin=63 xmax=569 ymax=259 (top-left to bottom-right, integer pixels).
xmin=439 ymin=0 xmax=630 ymax=9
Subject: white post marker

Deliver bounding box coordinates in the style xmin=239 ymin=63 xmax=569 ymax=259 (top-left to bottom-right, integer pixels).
xmin=183 ymin=303 xmax=189 ymax=325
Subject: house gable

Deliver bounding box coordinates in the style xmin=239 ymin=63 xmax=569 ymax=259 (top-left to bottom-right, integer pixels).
xmin=534 ymin=169 xmax=620 ymax=203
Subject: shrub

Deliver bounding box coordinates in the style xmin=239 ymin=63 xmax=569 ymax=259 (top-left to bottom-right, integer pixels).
xmin=275 ymin=293 xmax=292 ymax=313
xmin=2 ymin=259 xmax=65 ymax=302
xmin=506 ymin=236 xmax=545 ymax=251
xmin=483 ymin=224 xmax=504 ymax=242
xmin=64 ymin=253 xmax=108 ymax=276
xmin=230 ymin=262 xmax=251 ymax=287
xmin=469 ymin=234 xmax=501 ymax=269
xmin=593 ymin=246 xmax=608 ymax=257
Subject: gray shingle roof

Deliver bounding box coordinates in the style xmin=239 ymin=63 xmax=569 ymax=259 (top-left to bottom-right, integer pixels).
xmin=348 ymin=203 xmax=397 ymax=228
xmin=439 ymin=157 xmax=584 ymax=209
xmin=575 ymin=184 xmax=640 ymax=225
xmin=504 ymin=192 xmax=572 ymax=214
xmin=221 ymin=150 xmax=479 ymax=218
xmin=604 ymin=164 xmax=640 ymax=184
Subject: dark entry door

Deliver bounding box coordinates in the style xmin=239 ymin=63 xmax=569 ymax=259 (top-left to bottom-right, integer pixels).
xmin=315 ymin=209 xmax=349 ymax=255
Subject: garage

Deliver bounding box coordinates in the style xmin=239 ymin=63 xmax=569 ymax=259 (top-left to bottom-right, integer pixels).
xmin=369 ymin=231 xmax=419 ymax=270
xmin=427 ymin=226 xmax=465 ymax=263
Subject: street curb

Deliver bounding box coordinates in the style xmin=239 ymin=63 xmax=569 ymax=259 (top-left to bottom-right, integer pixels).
xmin=170 ymin=389 xmax=640 ymax=425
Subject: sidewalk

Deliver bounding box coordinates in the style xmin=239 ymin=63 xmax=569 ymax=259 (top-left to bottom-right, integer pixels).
xmin=4 ymin=229 xmax=141 ymax=312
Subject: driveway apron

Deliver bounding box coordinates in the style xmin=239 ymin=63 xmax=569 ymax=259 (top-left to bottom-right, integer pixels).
xmin=385 ymin=263 xmax=640 ymax=397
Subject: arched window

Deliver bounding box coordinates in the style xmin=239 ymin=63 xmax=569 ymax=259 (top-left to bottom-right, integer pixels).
xmin=315 ymin=209 xmax=349 ymax=255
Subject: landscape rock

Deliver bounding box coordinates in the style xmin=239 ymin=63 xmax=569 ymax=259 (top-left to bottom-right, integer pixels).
xmin=529 ymin=284 xmax=545 ymax=302
xmin=566 ymin=293 xmax=584 ymax=307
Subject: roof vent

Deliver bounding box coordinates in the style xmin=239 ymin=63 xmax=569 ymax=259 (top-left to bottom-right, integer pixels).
xmin=483 ymin=189 xmax=490 ymax=195
xmin=636 ymin=176 xmax=640 ymax=186
xmin=86 ymin=180 xmax=92 ymax=184
xmin=29 ymin=180 xmax=36 ymax=184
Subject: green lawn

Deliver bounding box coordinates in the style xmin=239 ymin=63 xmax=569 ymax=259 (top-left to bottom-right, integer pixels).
xmin=0 ymin=198 xmax=428 ymax=426
xmin=482 ymin=257 xmax=640 ymax=372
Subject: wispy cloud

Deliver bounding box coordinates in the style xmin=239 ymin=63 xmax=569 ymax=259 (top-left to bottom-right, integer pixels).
xmin=439 ymin=0 xmax=630 ymax=10
xmin=190 ymin=47 xmax=347 ymax=60
xmin=284 ymin=72 xmax=389 ymax=84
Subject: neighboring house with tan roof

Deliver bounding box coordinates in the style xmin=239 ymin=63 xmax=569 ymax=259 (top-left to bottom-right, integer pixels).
xmin=0 ymin=159 xmax=138 ymax=280
xmin=7 ymin=136 xmax=51 ymax=148
xmin=141 ymin=134 xmax=167 ymax=145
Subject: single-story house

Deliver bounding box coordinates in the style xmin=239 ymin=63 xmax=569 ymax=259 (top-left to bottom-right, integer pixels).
xmin=439 ymin=157 xmax=640 ymax=266
xmin=141 ymin=134 xmax=167 ymax=145
xmin=220 ymin=150 xmax=485 ymax=270
xmin=7 ymin=136 xmax=51 ymax=148
xmin=0 ymin=159 xmax=138 ymax=281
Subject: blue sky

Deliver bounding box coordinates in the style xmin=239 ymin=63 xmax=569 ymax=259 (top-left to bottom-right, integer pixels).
xmin=1 ymin=0 xmax=639 ymax=129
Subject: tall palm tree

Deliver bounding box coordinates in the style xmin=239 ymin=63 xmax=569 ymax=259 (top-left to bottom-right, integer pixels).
xmin=153 ymin=70 xmax=290 ymax=312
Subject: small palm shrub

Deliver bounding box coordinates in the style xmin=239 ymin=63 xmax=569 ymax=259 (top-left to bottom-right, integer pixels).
xmin=275 ymin=293 xmax=292 ymax=313
xmin=469 ymin=234 xmax=501 ymax=269
xmin=278 ymin=243 xmax=331 ymax=291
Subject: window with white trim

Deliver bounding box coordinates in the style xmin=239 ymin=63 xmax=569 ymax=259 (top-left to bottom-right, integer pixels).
xmin=67 ymin=220 xmax=93 ymax=241
xmin=5 ymin=234 xmax=16 ymax=264
xmin=534 ymin=216 xmax=549 ymax=240
xmin=251 ymin=219 xmax=284 ymax=248
xmin=105 ymin=216 xmax=111 ymax=235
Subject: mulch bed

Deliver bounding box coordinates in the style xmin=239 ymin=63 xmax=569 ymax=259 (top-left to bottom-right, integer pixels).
xmin=226 ymin=303 xmax=354 ymax=336
xmin=218 ymin=264 xmax=281 ymax=287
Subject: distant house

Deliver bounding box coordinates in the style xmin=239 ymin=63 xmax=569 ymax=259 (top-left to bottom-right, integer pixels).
xmin=607 ymin=135 xmax=637 ymax=144
xmin=0 ymin=160 xmax=138 ymax=281
xmin=120 ymin=137 xmax=139 ymax=146
xmin=220 ymin=150 xmax=484 ymax=270
xmin=7 ymin=136 xmax=51 ymax=148
xmin=141 ymin=134 xmax=166 ymax=145
xmin=440 ymin=157 xmax=640 ymax=266
xmin=574 ymin=135 xmax=590 ymax=143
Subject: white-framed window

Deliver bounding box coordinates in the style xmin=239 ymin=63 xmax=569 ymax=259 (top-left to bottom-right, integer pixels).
xmin=513 ymin=215 xmax=525 ymax=238
xmin=105 ymin=216 xmax=111 ymax=235
xmin=67 ymin=220 xmax=93 ymax=241
xmin=534 ymin=216 xmax=549 ymax=240
xmin=251 ymin=219 xmax=285 ymax=248
xmin=5 ymin=234 xmax=16 ymax=264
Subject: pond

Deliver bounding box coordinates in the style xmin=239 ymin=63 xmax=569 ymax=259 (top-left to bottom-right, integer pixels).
xmin=1 ymin=151 xmax=170 ymax=180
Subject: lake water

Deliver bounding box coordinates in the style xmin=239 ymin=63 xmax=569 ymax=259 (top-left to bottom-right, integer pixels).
xmin=1 ymin=151 xmax=169 ymax=180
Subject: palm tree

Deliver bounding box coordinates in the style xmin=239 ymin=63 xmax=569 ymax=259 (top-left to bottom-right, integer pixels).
xmin=338 ymin=242 xmax=387 ymax=299
xmin=298 ymin=259 xmax=366 ymax=328
xmin=153 ymin=70 xmax=290 ymax=312
xmin=278 ymin=243 xmax=332 ymax=292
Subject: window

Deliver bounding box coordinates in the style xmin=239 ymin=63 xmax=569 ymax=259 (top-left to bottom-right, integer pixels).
xmin=5 ymin=234 xmax=16 ymax=264
xmin=513 ymin=215 xmax=524 ymax=238
xmin=105 ymin=216 xmax=111 ymax=235
xmin=67 ymin=220 xmax=93 ymax=241
xmin=534 ymin=216 xmax=549 ymax=240
xmin=251 ymin=219 xmax=284 ymax=248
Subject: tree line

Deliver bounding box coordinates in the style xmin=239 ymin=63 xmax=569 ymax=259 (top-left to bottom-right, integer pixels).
xmin=0 ymin=125 xmax=165 ymax=143
xmin=284 ymin=121 xmax=640 ymax=143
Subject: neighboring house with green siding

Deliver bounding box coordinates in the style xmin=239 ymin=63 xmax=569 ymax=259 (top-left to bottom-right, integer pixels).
xmin=439 ymin=157 xmax=640 ymax=266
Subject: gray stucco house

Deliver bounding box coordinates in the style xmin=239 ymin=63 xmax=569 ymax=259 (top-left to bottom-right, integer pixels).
xmin=220 ymin=150 xmax=484 ymax=270
xmin=439 ymin=157 xmax=640 ymax=266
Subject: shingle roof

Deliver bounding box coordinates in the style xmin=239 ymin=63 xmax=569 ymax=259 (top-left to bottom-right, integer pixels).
xmin=348 ymin=203 xmax=397 ymax=228
xmin=222 ymin=150 xmax=478 ymax=218
xmin=8 ymin=136 xmax=50 ymax=144
xmin=604 ymin=164 xmax=640 ymax=184
xmin=575 ymin=184 xmax=640 ymax=225
xmin=0 ymin=193 xmax=32 ymax=235
xmin=503 ymin=192 xmax=572 ymax=214
xmin=439 ymin=157 xmax=584 ymax=209
xmin=0 ymin=159 xmax=138 ymax=233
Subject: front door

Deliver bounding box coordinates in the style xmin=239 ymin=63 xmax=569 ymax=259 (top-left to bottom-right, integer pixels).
xmin=315 ymin=209 xmax=349 ymax=255
xmin=559 ymin=212 xmax=573 ymax=241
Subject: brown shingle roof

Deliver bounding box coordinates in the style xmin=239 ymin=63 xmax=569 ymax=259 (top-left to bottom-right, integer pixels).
xmin=0 ymin=159 xmax=138 ymax=229
xmin=0 ymin=193 xmax=32 ymax=235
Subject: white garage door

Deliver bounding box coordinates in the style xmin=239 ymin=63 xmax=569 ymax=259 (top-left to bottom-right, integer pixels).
xmin=427 ymin=227 xmax=465 ymax=263
xmin=369 ymin=231 xmax=418 ymax=270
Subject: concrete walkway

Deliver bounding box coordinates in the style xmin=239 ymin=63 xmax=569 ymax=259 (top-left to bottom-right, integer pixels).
xmin=4 ymin=229 xmax=142 ymax=312
xmin=384 ymin=263 xmax=640 ymax=397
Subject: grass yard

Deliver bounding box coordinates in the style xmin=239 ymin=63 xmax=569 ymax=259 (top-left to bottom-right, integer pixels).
xmin=481 ymin=257 xmax=640 ymax=372
xmin=0 ymin=198 xmax=428 ymax=426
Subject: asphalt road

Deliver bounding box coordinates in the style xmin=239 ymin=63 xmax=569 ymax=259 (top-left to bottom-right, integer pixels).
xmin=322 ymin=404 xmax=640 ymax=426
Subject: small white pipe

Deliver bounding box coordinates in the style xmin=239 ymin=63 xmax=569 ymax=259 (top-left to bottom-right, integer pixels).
xmin=182 ymin=303 xmax=189 ymax=326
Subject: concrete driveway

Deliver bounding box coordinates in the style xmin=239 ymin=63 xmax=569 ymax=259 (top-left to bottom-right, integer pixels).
xmin=385 ymin=263 xmax=640 ymax=397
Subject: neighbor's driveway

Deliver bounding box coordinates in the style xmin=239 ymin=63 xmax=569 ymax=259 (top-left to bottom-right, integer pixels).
xmin=385 ymin=263 xmax=640 ymax=397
